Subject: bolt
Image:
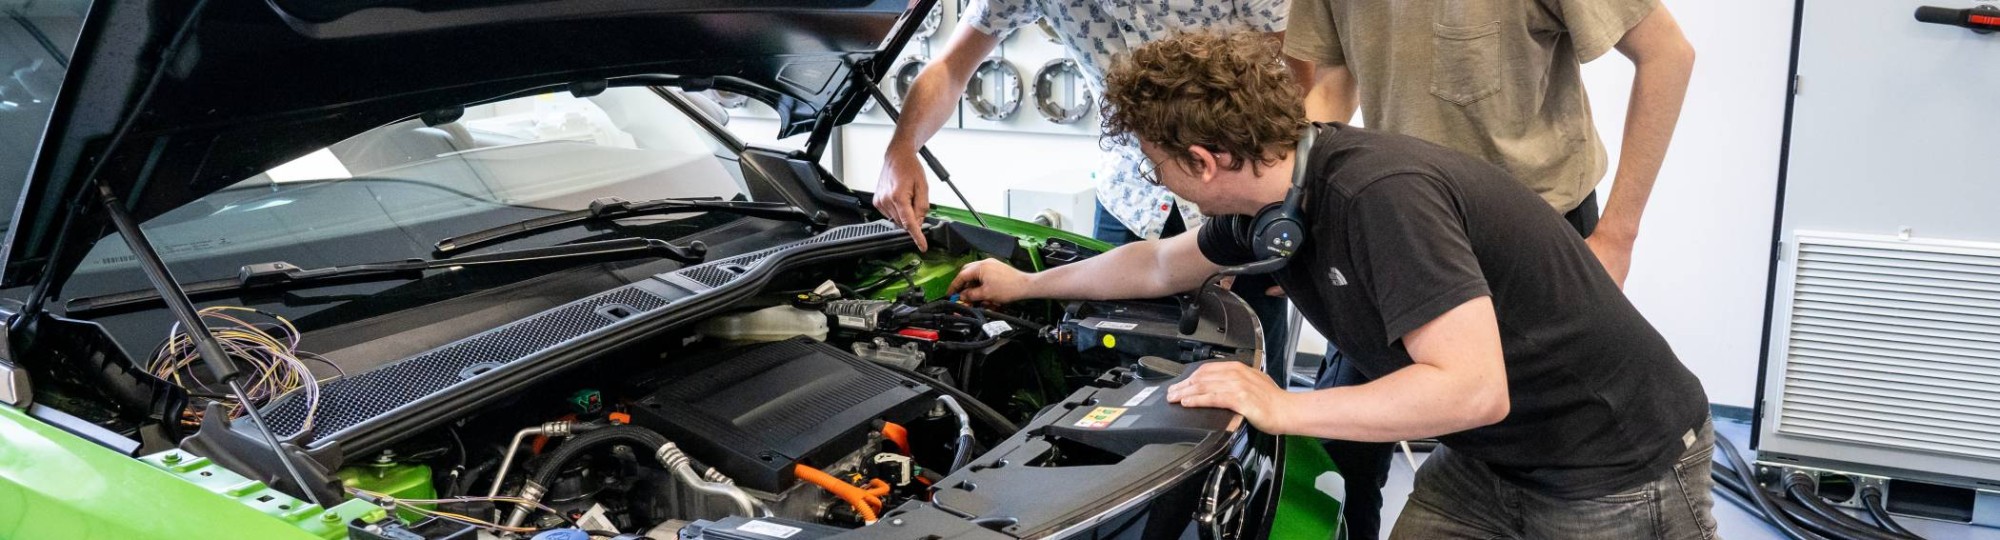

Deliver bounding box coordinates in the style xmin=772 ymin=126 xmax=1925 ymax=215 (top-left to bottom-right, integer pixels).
xmin=891 ymin=518 xmax=905 ymax=526
xmin=321 ymin=512 xmax=340 ymax=523
xmin=375 ymin=450 xmax=396 ymax=464
xmin=162 ymin=452 xmax=182 ymax=464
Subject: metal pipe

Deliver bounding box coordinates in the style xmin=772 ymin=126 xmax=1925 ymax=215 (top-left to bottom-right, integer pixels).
xmin=657 ymin=442 xmax=769 ymax=518
xmin=936 ymin=395 xmax=975 ymax=473
xmin=487 ymin=421 xmax=575 ymax=498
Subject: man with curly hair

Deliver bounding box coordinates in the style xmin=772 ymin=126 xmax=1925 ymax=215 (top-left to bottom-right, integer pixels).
xmin=949 ymin=33 xmax=1717 ymax=540
xmin=869 ymin=0 xmax=1301 ymax=388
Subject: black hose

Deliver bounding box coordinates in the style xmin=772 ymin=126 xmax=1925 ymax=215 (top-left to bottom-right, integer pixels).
xmin=1771 ymin=489 xmax=1870 ymax=540
xmin=1713 ymin=474 xmax=1773 ymax=522
xmin=527 ymin=425 xmax=671 ymax=495
xmin=1711 ymin=467 xmax=1882 ymax=540
xmin=451 ymin=458 xmax=501 ymax=497
xmin=921 ymin=302 xmax=999 ymax=351
xmin=1861 ymin=488 xmax=1920 ymax=538
xmin=1783 ymin=474 xmax=1921 ymax=540
xmin=1714 ymin=432 xmax=1835 ymax=540
xmin=878 ymin=362 xmax=1020 ymax=433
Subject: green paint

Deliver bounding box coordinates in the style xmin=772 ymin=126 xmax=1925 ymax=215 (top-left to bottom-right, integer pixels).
xmin=0 ymin=404 xmax=376 ymax=539
xmin=860 ymin=251 xmax=978 ymax=302
xmin=1270 ymin=435 xmax=1346 ymax=539
xmin=336 ymin=460 xmax=437 ymax=523
xmin=929 ymin=207 xmax=1112 ymax=255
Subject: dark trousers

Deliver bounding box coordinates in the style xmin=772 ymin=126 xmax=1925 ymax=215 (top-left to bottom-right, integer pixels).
xmin=1322 ymin=192 xmax=1599 ymax=540
xmin=1091 ymin=204 xmax=1294 ymax=374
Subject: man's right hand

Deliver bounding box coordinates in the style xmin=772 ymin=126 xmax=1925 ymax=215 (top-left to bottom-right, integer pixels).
xmin=875 ymin=148 xmax=932 ymax=251
xmin=949 ymin=258 xmax=1033 ymax=305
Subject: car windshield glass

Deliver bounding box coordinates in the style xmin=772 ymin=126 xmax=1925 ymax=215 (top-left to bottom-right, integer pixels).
xmin=66 ymin=87 xmax=750 ymax=301
xmin=1 ymin=0 xmax=88 ymax=239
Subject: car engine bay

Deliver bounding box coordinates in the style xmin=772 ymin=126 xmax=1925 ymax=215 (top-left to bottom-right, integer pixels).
xmin=35 ymin=220 xmax=1267 ymax=539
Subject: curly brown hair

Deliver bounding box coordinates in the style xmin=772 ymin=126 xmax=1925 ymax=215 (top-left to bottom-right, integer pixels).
xmin=1101 ymin=31 xmax=1306 ymax=175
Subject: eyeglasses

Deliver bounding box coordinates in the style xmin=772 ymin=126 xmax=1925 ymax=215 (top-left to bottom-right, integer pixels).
xmin=1136 ymin=160 xmax=1163 ymax=186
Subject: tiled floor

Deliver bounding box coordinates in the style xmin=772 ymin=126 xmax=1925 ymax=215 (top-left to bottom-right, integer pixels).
xmin=1363 ymin=418 xmax=1999 ymax=540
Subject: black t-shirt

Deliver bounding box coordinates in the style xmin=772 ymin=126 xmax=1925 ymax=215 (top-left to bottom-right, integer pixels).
xmin=1200 ymin=123 xmax=1708 ymax=498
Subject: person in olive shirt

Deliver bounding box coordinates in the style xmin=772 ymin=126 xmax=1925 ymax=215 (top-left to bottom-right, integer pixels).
xmin=949 ymin=33 xmax=1716 ymax=539
xmin=1283 ymin=2 xmax=1697 ymax=536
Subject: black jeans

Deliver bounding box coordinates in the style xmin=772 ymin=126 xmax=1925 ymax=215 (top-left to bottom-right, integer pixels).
xmin=1090 ymin=204 xmax=1294 ymax=378
xmin=1390 ymin=421 xmax=1718 ymax=539
xmin=1320 ymin=192 xmax=1600 ymax=540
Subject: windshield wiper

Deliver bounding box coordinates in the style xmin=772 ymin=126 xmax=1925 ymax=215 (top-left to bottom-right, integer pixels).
xmin=66 ymin=237 xmax=704 ymax=316
xmin=433 ymin=196 xmax=828 ymax=257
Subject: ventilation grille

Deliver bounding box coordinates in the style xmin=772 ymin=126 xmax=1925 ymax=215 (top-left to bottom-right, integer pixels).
xmin=1776 ymin=232 xmax=2000 ymax=461
xmin=661 ymin=220 xmax=900 ymax=291
xmin=262 ymin=287 xmax=669 ymax=443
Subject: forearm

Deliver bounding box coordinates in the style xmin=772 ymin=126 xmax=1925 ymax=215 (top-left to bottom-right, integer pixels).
xmin=1298 ymin=63 xmax=1358 ymax=124
xmin=1599 ymin=9 xmax=1696 ymax=241
xmin=1274 ymin=363 xmax=1508 ymax=442
xmin=886 ymin=26 xmax=994 ymax=155
xmin=1599 ymin=58 xmax=1692 ymax=239
xmin=885 ymin=68 xmax=972 ymax=155
xmin=1024 ymin=235 xmax=1217 ymax=301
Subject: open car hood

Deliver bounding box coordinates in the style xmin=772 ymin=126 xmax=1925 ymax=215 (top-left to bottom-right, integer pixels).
xmin=4 ymin=0 xmax=931 ymax=288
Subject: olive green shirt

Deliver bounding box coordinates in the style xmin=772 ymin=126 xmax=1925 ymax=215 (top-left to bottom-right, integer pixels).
xmin=1284 ymin=0 xmax=1657 ymax=212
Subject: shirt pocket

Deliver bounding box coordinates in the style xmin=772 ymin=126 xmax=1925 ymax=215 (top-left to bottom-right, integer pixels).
xmin=1429 ymin=21 xmax=1503 ymax=106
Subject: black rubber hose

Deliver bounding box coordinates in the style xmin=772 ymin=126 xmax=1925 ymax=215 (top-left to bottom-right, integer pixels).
xmin=1713 ymin=474 xmax=1773 ymax=522
xmin=1783 ymin=474 xmax=1921 ymax=540
xmin=1712 ymin=468 xmax=1882 ymax=540
xmin=878 ymin=362 xmax=1020 ymax=433
xmin=1862 ymin=488 xmax=1920 ymax=538
xmin=451 ymin=458 xmax=501 ymax=497
xmin=1712 ymin=468 xmax=1830 ymax=538
xmin=1771 ymin=490 xmax=1873 ymax=540
xmin=527 ymin=425 xmax=671 ymax=493
xmin=1715 ymin=432 xmax=1835 ymax=540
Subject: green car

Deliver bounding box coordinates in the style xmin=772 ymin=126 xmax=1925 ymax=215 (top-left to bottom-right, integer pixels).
xmin=0 ymin=0 xmax=1343 ymax=538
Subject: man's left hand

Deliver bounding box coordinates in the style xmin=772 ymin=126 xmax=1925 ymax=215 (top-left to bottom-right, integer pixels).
xmin=1167 ymin=361 xmax=1293 ymax=434
xmin=1586 ymin=232 xmax=1634 ymax=288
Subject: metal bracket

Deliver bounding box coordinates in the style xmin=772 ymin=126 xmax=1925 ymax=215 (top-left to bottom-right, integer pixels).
xmin=0 ymin=361 xmax=29 ymax=408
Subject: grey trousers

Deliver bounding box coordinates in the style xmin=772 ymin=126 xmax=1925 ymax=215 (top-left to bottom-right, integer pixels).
xmin=1389 ymin=422 xmax=1720 ymax=540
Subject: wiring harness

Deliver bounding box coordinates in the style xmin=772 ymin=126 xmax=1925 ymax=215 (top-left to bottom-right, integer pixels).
xmin=147 ymin=306 xmax=336 ymax=439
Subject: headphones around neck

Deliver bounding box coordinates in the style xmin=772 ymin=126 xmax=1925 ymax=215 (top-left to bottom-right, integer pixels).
xmin=1219 ymin=124 xmax=1318 ymax=276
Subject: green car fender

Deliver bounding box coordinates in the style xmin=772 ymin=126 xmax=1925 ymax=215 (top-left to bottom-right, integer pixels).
xmin=0 ymin=405 xmax=374 ymax=539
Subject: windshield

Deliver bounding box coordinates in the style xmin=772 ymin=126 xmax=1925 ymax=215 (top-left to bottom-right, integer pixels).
xmin=67 ymin=88 xmax=749 ymax=301
xmin=1 ymin=0 xmax=87 ymax=238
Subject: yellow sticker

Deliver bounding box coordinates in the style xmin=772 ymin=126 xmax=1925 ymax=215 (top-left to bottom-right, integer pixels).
xmin=1102 ymin=334 xmax=1117 ymax=348
xmin=1073 ymin=407 xmax=1128 ymax=429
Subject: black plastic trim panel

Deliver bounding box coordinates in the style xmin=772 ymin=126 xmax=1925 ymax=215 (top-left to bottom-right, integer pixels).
xmin=253 ymin=221 xmax=907 ymax=452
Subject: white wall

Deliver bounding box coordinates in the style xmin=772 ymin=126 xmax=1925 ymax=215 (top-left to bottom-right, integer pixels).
xmin=734 ymin=0 xmax=1798 ymax=407
xmin=1585 ymin=1 xmax=1796 ymax=407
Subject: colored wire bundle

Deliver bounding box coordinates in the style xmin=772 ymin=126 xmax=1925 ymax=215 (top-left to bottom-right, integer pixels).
xmin=147 ymin=306 xmax=336 ymax=439
xmin=345 ymin=488 xmax=594 ymax=534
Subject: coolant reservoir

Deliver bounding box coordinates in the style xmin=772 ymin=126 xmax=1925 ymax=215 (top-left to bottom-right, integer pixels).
xmin=697 ymin=305 xmax=828 ymax=343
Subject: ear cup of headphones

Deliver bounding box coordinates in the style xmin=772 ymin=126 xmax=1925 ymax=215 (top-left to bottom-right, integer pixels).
xmin=1249 ymin=203 xmax=1304 ymax=260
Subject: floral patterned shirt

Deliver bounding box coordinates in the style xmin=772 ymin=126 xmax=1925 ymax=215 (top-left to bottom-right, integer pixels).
xmin=966 ymin=0 xmax=1288 ymax=239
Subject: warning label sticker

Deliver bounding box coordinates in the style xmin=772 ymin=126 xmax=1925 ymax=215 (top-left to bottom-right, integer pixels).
xmin=1095 ymin=321 xmax=1139 ymax=331
xmin=1073 ymin=406 xmax=1128 ymax=429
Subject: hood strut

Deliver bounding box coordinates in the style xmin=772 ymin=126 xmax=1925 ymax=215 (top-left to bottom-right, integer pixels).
xmin=71 ymin=0 xmax=328 ymax=506
xmin=862 ymin=76 xmax=987 ymax=228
